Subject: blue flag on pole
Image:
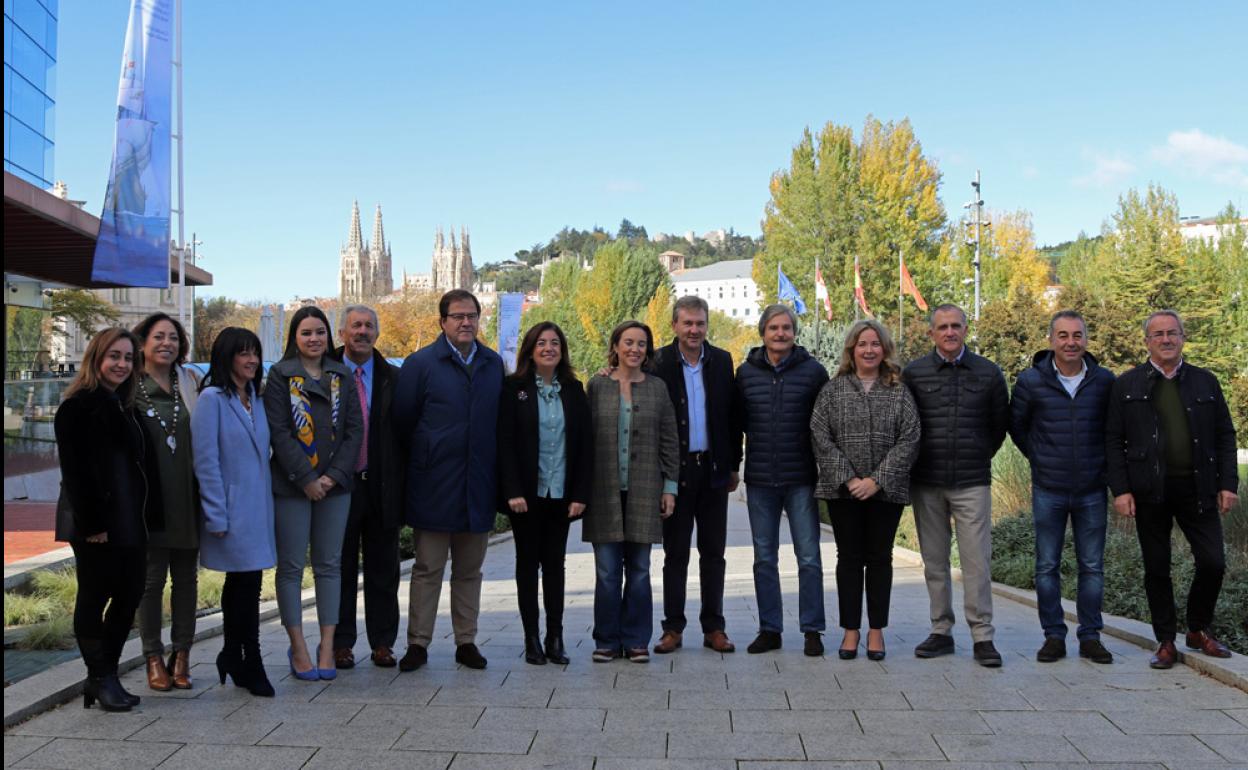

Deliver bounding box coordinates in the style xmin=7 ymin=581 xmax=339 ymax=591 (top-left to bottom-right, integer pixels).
xmin=92 ymin=0 xmax=174 ymax=287
xmin=497 ymin=293 xmax=525 ymax=373
xmin=777 ymin=265 xmax=807 ymax=314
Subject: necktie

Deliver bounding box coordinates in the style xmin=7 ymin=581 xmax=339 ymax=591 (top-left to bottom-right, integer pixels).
xmin=354 ymin=366 xmax=369 ymax=472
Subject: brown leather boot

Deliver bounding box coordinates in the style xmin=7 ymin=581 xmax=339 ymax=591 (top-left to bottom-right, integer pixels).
xmin=653 ymin=630 xmax=682 ymax=654
xmin=168 ymin=649 xmax=193 ymax=689
xmin=146 ymin=655 xmax=172 ymax=691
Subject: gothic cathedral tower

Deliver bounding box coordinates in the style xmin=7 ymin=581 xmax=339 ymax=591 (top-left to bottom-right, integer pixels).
xmin=339 ymin=200 xmax=394 ymax=304
xmin=430 ymin=225 xmax=474 ymax=292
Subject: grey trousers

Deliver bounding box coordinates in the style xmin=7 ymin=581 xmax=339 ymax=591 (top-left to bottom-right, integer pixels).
xmin=138 ymin=547 xmax=199 ymax=657
xmin=911 ymin=483 xmax=995 ymax=642
xmin=274 ymin=494 xmax=352 ymax=628
xmin=406 ymin=530 xmax=489 ymax=648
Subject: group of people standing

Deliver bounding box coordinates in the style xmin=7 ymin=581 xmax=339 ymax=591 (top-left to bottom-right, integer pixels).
xmin=54 ymin=287 xmax=1238 ymax=711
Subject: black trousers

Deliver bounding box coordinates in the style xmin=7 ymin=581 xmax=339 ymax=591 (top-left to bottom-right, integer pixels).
xmin=335 ymin=476 xmax=401 ymax=650
xmin=511 ymin=496 xmax=573 ymax=638
xmin=661 ymin=455 xmax=729 ymax=634
xmin=221 ymin=570 xmax=263 ymax=658
xmin=71 ymin=541 xmax=145 ymax=677
xmin=826 ymin=497 xmax=904 ymax=630
xmin=1135 ymin=476 xmax=1227 ymax=641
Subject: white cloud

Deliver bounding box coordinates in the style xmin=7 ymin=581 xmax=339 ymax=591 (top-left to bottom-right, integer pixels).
xmin=1021 ymin=164 xmax=1040 ymax=180
xmin=1151 ymin=129 xmax=1248 ymax=189
xmin=1072 ymin=152 xmax=1135 ymax=188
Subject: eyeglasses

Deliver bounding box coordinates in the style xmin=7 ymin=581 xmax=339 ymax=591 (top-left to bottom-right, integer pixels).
xmin=1147 ymin=330 xmax=1183 ymax=340
xmin=445 ymin=313 xmax=479 ymax=323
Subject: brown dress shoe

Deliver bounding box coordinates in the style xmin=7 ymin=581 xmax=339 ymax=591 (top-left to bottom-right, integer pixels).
xmin=1185 ymin=630 xmax=1232 ymax=659
xmin=1150 ymin=640 xmax=1179 ymax=669
xmin=334 ymin=647 xmax=356 ymax=669
xmin=168 ymin=649 xmax=192 ymax=689
xmin=146 ymin=655 xmax=172 ymax=691
xmin=371 ymin=646 xmax=397 ymax=667
xmin=703 ymin=630 xmax=736 ymax=653
xmin=654 ymin=630 xmax=682 ymax=654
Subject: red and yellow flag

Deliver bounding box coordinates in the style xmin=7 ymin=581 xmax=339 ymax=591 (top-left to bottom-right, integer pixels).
xmin=854 ymin=259 xmax=872 ymax=317
xmin=899 ymin=256 xmax=928 ymax=311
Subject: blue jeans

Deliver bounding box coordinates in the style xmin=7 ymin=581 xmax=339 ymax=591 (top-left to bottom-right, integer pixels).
xmin=592 ymin=542 xmax=653 ymax=650
xmin=746 ymin=484 xmax=825 ymax=634
xmin=1032 ymin=486 xmax=1107 ymax=640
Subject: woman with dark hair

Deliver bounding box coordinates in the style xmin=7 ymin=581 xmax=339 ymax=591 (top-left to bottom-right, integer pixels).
xmin=54 ymin=327 xmax=163 ymax=711
xmin=810 ymin=319 xmax=920 ymax=661
xmin=192 ymin=327 xmax=276 ymax=696
xmin=583 ymin=321 xmax=679 ymax=663
xmin=132 ymin=312 xmax=200 ymax=691
xmin=264 ymin=306 xmax=362 ymax=680
xmin=497 ymin=322 xmax=592 ymax=665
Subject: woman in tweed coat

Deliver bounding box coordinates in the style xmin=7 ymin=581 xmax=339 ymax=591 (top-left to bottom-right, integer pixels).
xmin=810 ymin=320 xmax=920 ymax=661
xmin=584 ymin=321 xmax=680 ymax=663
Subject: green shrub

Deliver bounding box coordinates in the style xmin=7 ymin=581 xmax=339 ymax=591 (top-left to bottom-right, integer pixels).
xmin=195 ymin=570 xmax=226 ymax=611
xmin=30 ymin=568 xmax=78 ymax=610
xmin=4 ymin=592 xmax=56 ymax=626
xmin=991 ymin=439 xmax=1033 ymax=520
xmin=16 ymin=615 xmax=75 ymax=651
xmin=991 ymin=511 xmax=1248 ymax=655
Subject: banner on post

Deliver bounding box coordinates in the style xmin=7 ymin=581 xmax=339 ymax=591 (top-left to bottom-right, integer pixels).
xmin=92 ymin=0 xmax=174 ymax=287
xmin=497 ymin=293 xmax=524 ymax=373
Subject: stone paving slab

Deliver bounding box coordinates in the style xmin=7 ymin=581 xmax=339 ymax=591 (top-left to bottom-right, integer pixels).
xmin=7 ymin=494 xmax=1248 ymax=767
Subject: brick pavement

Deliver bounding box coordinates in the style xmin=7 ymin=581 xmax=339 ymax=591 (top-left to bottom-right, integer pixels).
xmin=3 ymin=502 xmax=59 ymax=565
xmin=6 ymin=494 xmax=1248 ymax=769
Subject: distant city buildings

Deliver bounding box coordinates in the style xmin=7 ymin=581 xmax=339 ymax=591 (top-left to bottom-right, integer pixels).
xmin=652 ymin=228 xmax=728 ymax=248
xmin=1179 ymin=215 xmax=1248 ymax=247
xmin=671 ymin=258 xmax=760 ymax=321
xmin=402 ymin=226 xmax=477 ymax=295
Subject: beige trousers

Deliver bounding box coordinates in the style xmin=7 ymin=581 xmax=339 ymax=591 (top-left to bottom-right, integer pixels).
xmin=405 ymin=529 xmax=489 ymax=647
xmin=911 ymin=483 xmax=995 ymax=642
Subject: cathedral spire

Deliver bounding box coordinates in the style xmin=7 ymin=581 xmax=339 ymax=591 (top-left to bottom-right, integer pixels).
xmin=348 ymin=200 xmax=363 ymax=250
xmin=372 ymin=204 xmax=386 ymax=254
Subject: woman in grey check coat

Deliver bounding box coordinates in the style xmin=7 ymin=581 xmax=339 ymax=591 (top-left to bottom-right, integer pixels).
xmin=583 ymin=321 xmax=680 ymax=663
xmin=810 ymin=319 xmax=920 ymax=661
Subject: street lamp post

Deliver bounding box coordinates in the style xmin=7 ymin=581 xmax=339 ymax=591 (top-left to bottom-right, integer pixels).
xmin=964 ymin=170 xmax=987 ymax=321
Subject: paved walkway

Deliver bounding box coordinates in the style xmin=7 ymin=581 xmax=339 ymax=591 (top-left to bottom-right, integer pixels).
xmin=3 ymin=502 xmax=59 ymax=565
xmin=6 ymin=495 xmax=1248 ymax=769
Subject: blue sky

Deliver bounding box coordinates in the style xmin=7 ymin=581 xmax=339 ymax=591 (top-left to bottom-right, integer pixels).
xmin=50 ymin=1 xmax=1247 ymax=301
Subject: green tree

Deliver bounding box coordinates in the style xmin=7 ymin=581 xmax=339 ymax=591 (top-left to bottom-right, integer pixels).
xmin=50 ymin=290 xmax=120 ymax=338
xmin=976 ymin=286 xmax=1050 ymax=383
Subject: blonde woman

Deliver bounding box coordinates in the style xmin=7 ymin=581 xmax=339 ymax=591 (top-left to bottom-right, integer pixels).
xmin=810 ymin=320 xmax=920 ymax=661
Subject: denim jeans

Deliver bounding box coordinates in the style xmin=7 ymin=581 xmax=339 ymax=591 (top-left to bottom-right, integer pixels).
xmin=592 ymin=542 xmax=654 ymax=650
xmin=1032 ymin=486 xmax=1107 ymax=640
xmin=746 ymin=484 xmax=825 ymax=634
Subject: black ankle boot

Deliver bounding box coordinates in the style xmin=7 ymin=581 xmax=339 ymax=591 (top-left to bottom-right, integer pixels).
xmin=524 ymin=636 xmax=547 ymax=665
xmin=83 ymin=675 xmax=132 ymax=711
xmin=544 ymin=633 xmax=569 ymax=665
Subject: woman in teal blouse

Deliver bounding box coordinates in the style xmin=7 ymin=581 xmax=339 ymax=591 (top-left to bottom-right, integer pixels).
xmin=497 ymin=322 xmax=592 ymax=665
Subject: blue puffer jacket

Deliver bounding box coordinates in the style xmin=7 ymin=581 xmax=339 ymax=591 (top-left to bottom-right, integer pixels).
xmin=393 ymin=335 xmax=503 ymax=533
xmin=736 ymin=345 xmax=829 ymax=487
xmin=1009 ymin=350 xmax=1115 ymax=495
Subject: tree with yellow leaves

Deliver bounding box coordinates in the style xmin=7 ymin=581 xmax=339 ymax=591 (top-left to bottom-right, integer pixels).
xmin=374 ymin=289 xmax=443 ymax=358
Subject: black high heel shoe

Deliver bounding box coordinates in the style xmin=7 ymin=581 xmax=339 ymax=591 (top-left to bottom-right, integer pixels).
xmin=838 ymin=630 xmax=860 ymax=660
xmin=866 ymin=629 xmax=886 ymax=661
xmin=544 ymin=634 xmax=570 ymax=665
xmin=524 ymin=636 xmax=548 ymax=665
xmin=83 ymin=675 xmax=132 ymax=711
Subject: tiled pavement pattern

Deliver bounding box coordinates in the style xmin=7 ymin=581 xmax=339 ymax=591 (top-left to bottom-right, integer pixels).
xmin=6 ymin=495 xmax=1248 ymax=769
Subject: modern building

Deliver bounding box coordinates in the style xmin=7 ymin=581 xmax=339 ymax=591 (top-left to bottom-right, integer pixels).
xmin=5 ymin=0 xmax=57 ymax=188
xmin=338 ymin=200 xmax=394 ymax=305
xmin=671 ymin=258 xmax=761 ymax=321
xmin=1179 ymin=216 xmax=1248 ymax=247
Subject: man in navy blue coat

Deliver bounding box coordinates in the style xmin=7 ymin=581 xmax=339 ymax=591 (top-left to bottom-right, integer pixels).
xmin=1010 ymin=310 xmax=1116 ymax=665
xmin=393 ymin=290 xmax=503 ymax=671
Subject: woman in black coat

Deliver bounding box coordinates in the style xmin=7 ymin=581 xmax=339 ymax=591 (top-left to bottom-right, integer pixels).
xmin=497 ymin=322 xmax=592 ymax=665
xmin=54 ymin=327 xmax=164 ymax=711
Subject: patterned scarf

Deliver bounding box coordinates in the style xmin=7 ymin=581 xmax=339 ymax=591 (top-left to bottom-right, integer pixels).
xmin=289 ymin=373 xmax=340 ymax=465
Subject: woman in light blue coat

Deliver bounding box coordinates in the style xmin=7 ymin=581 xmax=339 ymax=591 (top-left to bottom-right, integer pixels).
xmin=192 ymin=328 xmax=276 ymax=697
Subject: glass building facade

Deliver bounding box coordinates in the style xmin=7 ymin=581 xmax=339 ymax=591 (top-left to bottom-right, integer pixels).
xmin=4 ymin=0 xmax=58 ymax=188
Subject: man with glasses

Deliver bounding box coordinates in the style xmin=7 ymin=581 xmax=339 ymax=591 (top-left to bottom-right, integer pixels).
xmin=1106 ymin=309 xmax=1238 ymax=668
xmin=394 ymin=290 xmax=503 ymax=671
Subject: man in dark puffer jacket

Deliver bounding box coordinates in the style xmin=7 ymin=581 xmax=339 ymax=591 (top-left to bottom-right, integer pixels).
xmin=1010 ymin=310 xmax=1115 ymax=665
xmin=736 ymin=304 xmax=829 ymax=657
xmin=903 ymin=304 xmax=1009 ymax=667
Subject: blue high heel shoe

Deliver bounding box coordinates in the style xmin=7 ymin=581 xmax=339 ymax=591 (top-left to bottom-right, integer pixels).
xmin=315 ymin=644 xmax=337 ymax=681
xmin=287 ymin=647 xmax=319 ymax=681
